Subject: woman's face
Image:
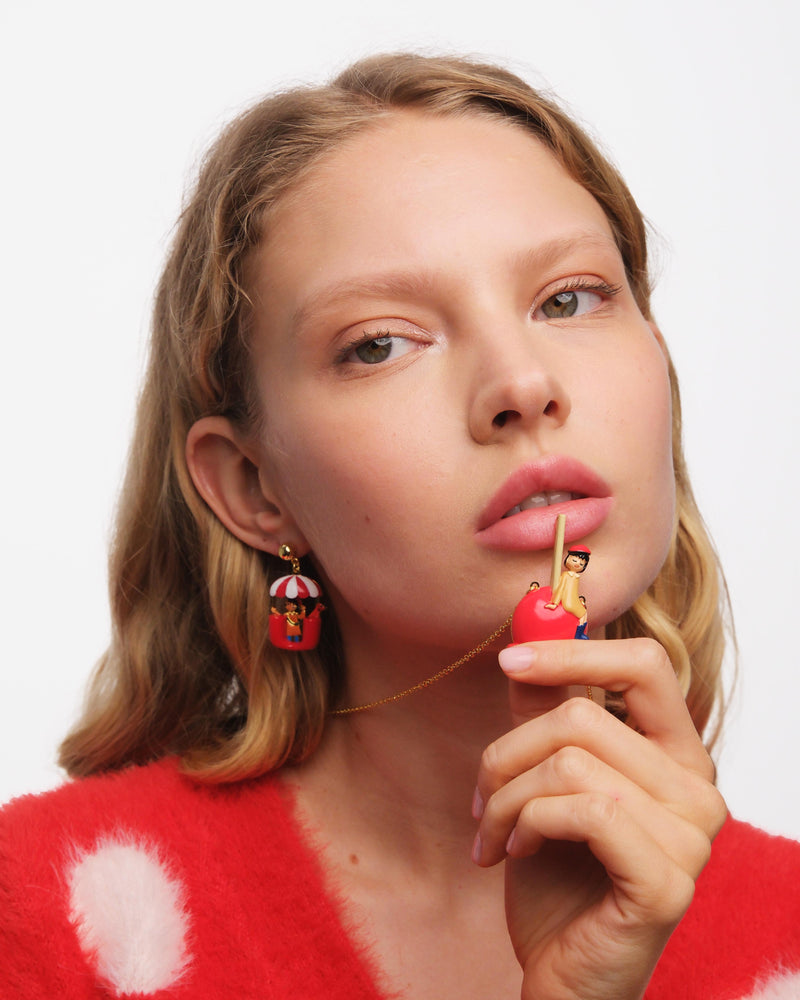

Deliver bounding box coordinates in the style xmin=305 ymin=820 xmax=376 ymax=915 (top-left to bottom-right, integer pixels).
xmin=246 ymin=112 xmax=675 ymax=658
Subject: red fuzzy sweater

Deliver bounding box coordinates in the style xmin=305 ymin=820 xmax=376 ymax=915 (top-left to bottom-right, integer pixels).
xmin=1 ymin=757 xmax=798 ymax=999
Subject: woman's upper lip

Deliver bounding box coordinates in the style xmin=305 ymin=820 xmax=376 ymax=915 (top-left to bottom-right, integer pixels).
xmin=476 ymin=455 xmax=612 ymax=531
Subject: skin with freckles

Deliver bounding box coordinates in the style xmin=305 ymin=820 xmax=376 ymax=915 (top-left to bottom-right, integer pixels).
xmin=240 ymin=113 xmax=674 ymax=689
xmin=186 ymin=112 xmax=726 ymax=1000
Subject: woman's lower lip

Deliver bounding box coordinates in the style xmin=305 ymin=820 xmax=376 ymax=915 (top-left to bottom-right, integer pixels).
xmin=474 ymin=496 xmax=614 ymax=551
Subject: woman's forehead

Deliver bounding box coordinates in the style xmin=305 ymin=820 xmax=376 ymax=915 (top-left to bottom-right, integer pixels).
xmin=267 ymin=110 xmax=579 ymax=221
xmin=250 ymin=111 xmax=615 ymax=315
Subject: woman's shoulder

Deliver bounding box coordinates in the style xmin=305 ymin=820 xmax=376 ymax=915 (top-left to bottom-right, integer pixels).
xmin=4 ymin=756 xmax=189 ymax=828
xmin=1 ymin=756 xmax=284 ymax=846
xmin=0 ymin=755 xmax=292 ymax=888
xmin=648 ymin=815 xmax=800 ymax=1000
xmin=0 ymin=758 xmax=383 ymax=999
xmin=705 ymin=814 xmax=800 ymax=890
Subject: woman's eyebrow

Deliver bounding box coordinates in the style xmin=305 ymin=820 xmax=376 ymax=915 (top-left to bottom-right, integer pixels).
xmin=511 ymin=232 xmax=621 ymax=275
xmin=291 ymin=271 xmax=438 ymax=332
xmin=290 ymin=231 xmax=620 ymax=331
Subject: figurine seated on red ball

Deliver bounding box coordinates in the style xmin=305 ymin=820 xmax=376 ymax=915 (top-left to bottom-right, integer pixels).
xmin=544 ymin=546 xmax=591 ymax=617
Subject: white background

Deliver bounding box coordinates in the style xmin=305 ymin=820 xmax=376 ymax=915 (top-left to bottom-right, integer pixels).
xmin=1 ymin=0 xmax=797 ymax=839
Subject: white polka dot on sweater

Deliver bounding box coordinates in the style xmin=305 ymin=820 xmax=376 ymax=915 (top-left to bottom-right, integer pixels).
xmin=739 ymin=970 xmax=800 ymax=1000
xmin=67 ymin=834 xmax=191 ymax=996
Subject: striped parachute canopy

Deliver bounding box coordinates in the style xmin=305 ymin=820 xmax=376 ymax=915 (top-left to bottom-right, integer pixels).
xmin=269 ymin=574 xmax=321 ymax=600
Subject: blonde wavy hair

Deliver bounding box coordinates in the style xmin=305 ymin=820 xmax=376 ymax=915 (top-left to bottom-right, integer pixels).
xmin=59 ymin=53 xmax=731 ymax=783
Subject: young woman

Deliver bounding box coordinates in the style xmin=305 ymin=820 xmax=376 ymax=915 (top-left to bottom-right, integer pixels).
xmin=2 ymin=53 xmax=798 ymax=1000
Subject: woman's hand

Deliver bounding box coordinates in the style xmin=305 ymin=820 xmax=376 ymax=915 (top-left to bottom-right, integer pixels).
xmin=472 ymin=638 xmax=727 ymax=1000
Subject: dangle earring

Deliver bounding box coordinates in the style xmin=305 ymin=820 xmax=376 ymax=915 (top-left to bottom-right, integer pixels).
xmin=268 ymin=544 xmax=325 ymax=651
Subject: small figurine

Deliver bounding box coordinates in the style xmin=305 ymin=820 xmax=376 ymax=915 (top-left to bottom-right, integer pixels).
xmin=545 ymin=544 xmax=591 ymax=616
xmin=273 ymin=599 xmax=306 ymax=643
xmin=510 ymin=515 xmax=591 ymax=643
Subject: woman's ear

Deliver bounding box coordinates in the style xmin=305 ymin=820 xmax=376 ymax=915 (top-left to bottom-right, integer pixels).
xmin=185 ymin=416 xmax=308 ymax=556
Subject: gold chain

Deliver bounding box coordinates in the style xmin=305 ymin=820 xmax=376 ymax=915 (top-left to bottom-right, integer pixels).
xmin=330 ymin=613 xmax=514 ymax=715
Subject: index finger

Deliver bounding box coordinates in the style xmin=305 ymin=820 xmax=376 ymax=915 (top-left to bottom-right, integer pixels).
xmin=498 ymin=636 xmax=709 ymax=773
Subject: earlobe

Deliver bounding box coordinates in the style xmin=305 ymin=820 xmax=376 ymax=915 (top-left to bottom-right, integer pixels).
xmin=185 ymin=417 xmax=308 ymax=556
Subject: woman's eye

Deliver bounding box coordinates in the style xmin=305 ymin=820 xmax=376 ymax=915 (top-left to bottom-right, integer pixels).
xmin=344 ymin=334 xmax=418 ymax=365
xmin=534 ymin=288 xmax=604 ymax=320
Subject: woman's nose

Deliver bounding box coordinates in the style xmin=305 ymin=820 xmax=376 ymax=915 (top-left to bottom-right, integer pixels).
xmin=466 ymin=339 xmax=570 ymax=445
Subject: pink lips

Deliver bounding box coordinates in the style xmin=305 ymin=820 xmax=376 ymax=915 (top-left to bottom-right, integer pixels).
xmin=475 ymin=455 xmax=613 ymax=551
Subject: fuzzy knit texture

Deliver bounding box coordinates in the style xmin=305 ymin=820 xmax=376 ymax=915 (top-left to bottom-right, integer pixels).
xmin=1 ymin=757 xmax=798 ymax=999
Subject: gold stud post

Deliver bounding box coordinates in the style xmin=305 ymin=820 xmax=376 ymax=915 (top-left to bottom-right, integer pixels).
xmin=279 ymin=543 xmax=301 ymax=575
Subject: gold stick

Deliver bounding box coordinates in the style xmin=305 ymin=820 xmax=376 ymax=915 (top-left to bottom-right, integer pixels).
xmin=550 ymin=513 xmax=566 ymax=591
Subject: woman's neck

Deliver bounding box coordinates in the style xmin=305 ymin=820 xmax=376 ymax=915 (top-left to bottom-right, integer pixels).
xmin=283 ymin=650 xmax=500 ymax=861
xmin=279 ymin=645 xmax=540 ymax=1000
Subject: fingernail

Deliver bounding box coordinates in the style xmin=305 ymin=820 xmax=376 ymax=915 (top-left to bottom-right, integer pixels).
xmin=472 ymin=787 xmax=484 ymax=820
xmin=471 ymin=832 xmax=482 ymax=864
xmin=498 ymin=645 xmax=535 ymax=674
xmin=506 ymin=829 xmax=516 ymax=855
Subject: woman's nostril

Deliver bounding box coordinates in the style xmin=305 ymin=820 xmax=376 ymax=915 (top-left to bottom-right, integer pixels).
xmin=493 ymin=400 xmax=556 ymax=428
